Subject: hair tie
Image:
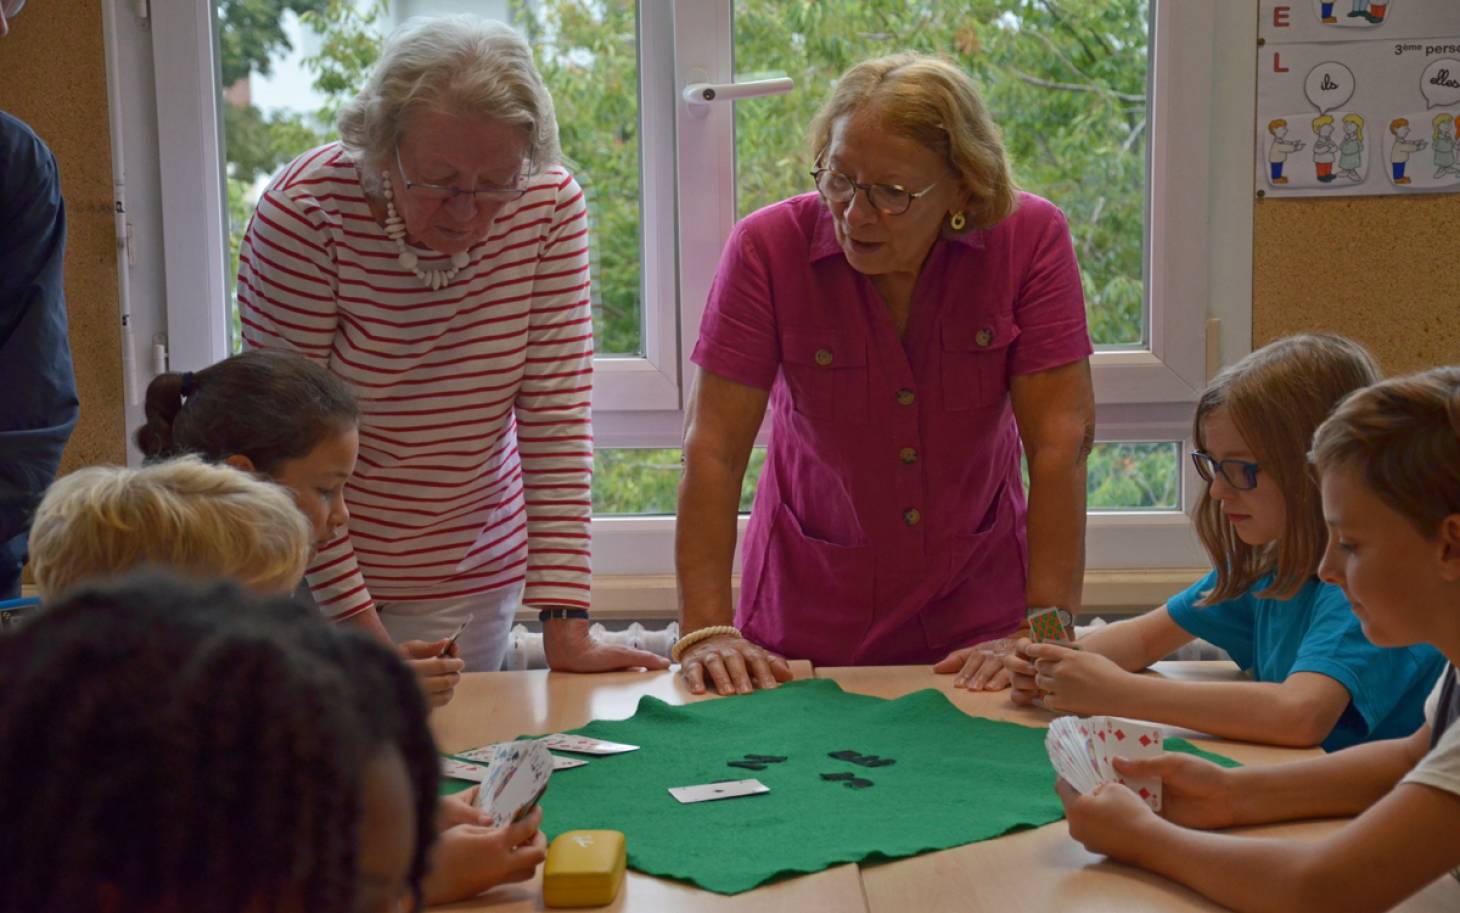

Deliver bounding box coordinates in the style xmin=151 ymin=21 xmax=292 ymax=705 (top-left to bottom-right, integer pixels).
xmin=179 ymin=372 xmax=198 ymax=398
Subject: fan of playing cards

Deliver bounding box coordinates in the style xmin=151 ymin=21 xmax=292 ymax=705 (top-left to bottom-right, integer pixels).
xmin=1045 ymin=715 xmax=1164 ymax=811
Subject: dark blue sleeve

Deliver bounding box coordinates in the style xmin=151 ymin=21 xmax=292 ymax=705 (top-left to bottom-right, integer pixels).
xmin=0 ymin=112 xmax=78 ymax=569
xmin=1165 ymin=570 xmax=1257 ymax=671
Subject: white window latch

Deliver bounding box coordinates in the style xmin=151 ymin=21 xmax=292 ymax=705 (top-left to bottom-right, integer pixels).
xmin=681 ymin=77 xmax=793 ymax=116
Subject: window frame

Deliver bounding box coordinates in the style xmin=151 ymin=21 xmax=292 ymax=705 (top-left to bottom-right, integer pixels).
xmin=107 ymin=0 xmax=1254 ymax=577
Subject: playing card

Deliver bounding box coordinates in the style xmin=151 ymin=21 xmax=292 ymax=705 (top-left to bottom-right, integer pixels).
xmin=551 ymin=755 xmax=589 ymax=770
xmin=668 ymin=778 xmax=770 ymax=804
xmin=1027 ymin=606 xmax=1073 ymax=644
xmin=440 ymin=756 xmax=491 ymax=782
xmin=1045 ymin=715 xmax=1165 ymax=810
xmin=440 ymin=617 xmax=471 ymax=655
xmin=1046 ymin=717 xmax=1100 ymax=795
xmin=1103 ymin=718 xmax=1164 ymax=811
xmin=1093 ymin=717 xmax=1117 ymax=781
xmin=473 ymin=740 xmax=554 ymax=827
xmin=455 ymin=743 xmax=589 ymax=771
xmin=540 ymin=733 xmax=640 ymax=755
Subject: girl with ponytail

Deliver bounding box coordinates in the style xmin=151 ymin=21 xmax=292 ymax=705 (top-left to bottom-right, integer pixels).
xmin=136 ymin=350 xmax=465 ymax=709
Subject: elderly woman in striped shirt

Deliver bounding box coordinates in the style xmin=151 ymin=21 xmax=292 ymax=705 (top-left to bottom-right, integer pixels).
xmin=238 ymin=16 xmax=667 ymax=678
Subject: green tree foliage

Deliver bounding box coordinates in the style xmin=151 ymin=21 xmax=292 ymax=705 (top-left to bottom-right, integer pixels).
xmin=510 ymin=0 xmax=642 ymax=354
xmin=217 ymin=0 xmax=330 ymax=85
xmin=591 ymin=443 xmax=1175 ymax=517
xmin=223 ymin=105 xmax=325 ymax=183
xmin=298 ymin=0 xmax=390 ymax=124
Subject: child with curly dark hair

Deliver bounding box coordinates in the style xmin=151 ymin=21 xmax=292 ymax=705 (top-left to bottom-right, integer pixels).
xmin=0 ymin=571 xmax=439 ymax=913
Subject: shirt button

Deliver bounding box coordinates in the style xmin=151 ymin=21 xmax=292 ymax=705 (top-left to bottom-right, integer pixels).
xmin=814 ymin=348 xmax=834 ymax=367
xmin=976 ymin=328 xmax=993 ymax=347
xmin=896 ymin=388 xmax=915 ymax=406
xmin=903 ymin=508 xmax=921 ymax=526
xmin=899 ymin=447 xmax=918 ymax=464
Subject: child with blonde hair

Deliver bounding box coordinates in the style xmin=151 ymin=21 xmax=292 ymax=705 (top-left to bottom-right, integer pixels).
xmin=1008 ymin=334 xmax=1444 ymax=749
xmin=27 ymin=457 xmax=310 ymax=598
xmin=1059 ymin=365 xmax=1460 ymax=912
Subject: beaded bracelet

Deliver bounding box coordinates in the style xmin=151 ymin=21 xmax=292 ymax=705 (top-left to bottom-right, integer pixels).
xmin=670 ymin=625 xmax=742 ymax=663
xmin=538 ymin=608 xmax=590 ymax=622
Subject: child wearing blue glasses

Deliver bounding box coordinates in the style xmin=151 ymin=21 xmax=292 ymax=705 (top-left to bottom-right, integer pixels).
xmin=1006 ymin=334 xmax=1445 ymax=749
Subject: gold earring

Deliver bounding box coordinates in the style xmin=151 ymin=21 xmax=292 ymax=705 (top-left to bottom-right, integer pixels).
xmin=949 ymin=211 xmax=967 ymax=231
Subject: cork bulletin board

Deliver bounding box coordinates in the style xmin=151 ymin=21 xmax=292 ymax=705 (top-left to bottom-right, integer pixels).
xmin=1252 ymin=193 xmax=1460 ymax=374
xmin=0 ymin=3 xmax=126 ymax=473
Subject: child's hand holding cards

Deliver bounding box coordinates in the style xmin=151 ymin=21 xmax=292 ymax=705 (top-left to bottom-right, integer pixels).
xmin=1046 ymin=715 xmax=1164 ymax=811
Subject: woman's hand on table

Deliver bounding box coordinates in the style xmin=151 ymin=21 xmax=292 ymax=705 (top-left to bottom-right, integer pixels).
xmin=1056 ymin=777 xmax=1163 ymax=864
xmin=422 ymin=806 xmax=549 ymax=905
xmin=933 ymin=635 xmax=1019 ymax=690
xmin=1023 ymin=641 xmax=1132 ymax=714
xmin=543 ymin=617 xmax=672 ymax=673
xmin=680 ymin=635 xmax=794 ymax=695
xmin=401 ymin=639 xmax=465 ymax=708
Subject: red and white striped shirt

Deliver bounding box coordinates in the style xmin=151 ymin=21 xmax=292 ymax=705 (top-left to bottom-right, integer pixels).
xmin=238 ymin=143 xmax=593 ymax=622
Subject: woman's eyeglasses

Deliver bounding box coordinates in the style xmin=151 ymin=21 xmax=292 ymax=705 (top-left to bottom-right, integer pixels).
xmin=810 ymin=167 xmax=936 ymax=216
xmin=394 ymin=145 xmax=529 ymax=203
xmin=1190 ymin=451 xmax=1260 ymax=490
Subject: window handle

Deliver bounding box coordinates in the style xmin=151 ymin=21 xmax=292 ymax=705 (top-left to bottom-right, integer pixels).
xmin=681 ymin=77 xmax=793 ymax=115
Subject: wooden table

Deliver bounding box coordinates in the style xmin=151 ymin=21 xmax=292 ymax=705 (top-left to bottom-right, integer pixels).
xmin=427 ymin=661 xmax=1460 ymax=911
xmin=428 ymin=662 xmax=868 ymax=912
xmin=817 ymin=662 xmax=1460 ymax=913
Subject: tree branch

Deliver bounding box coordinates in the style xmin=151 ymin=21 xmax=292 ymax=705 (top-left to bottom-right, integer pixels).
xmin=1006 ymin=67 xmax=1145 ymax=104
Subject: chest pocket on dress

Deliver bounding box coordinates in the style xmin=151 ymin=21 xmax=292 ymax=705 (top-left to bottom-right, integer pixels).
xmin=940 ymin=316 xmax=1020 ymax=411
xmin=781 ymin=328 xmax=869 ymax=424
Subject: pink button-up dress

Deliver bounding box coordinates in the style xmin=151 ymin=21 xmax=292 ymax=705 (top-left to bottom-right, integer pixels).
xmin=691 ymin=191 xmax=1092 ymax=666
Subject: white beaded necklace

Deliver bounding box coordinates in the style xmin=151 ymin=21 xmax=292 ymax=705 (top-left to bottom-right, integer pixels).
xmin=381 ymin=170 xmax=470 ymax=290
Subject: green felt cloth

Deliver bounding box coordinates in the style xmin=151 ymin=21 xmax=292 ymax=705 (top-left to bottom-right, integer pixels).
xmin=451 ymin=679 xmax=1236 ymax=895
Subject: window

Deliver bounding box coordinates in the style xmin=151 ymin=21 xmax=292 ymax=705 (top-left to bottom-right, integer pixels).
xmin=107 ymin=0 xmax=1252 ymax=576
xmin=593 ymin=442 xmax=1180 ymax=519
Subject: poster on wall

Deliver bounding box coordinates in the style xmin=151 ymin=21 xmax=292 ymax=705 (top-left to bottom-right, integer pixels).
xmin=1257 ymin=37 xmax=1460 ymax=197
xmin=1259 ymin=1 xmax=1460 ymax=44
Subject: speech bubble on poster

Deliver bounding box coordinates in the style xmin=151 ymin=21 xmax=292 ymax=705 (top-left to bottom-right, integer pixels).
xmin=1305 ymin=62 xmax=1355 ymax=115
xmin=1421 ymin=59 xmax=1460 ymax=109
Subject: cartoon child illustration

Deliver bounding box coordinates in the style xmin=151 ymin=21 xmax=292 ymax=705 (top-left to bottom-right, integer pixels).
xmin=1267 ymin=119 xmax=1306 ymax=185
xmin=1434 ymin=112 xmax=1459 ymax=179
xmin=1311 ymin=114 xmax=1338 ymax=182
xmin=1320 ymin=1 xmax=1337 ymax=23
xmin=1339 ymin=113 xmax=1365 ymax=181
xmin=1389 ymin=118 xmax=1428 ymax=185
xmin=1347 ymin=0 xmax=1388 ymax=23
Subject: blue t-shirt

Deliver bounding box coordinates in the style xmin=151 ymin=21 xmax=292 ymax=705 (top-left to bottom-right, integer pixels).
xmin=1168 ymin=570 xmax=1445 ymax=751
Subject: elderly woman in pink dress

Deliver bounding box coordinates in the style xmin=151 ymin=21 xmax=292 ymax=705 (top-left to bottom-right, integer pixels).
xmin=674 ymin=53 xmax=1095 ymax=695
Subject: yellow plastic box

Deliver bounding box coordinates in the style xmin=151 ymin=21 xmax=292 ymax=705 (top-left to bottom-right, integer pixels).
xmin=543 ymin=829 xmax=627 ymax=908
